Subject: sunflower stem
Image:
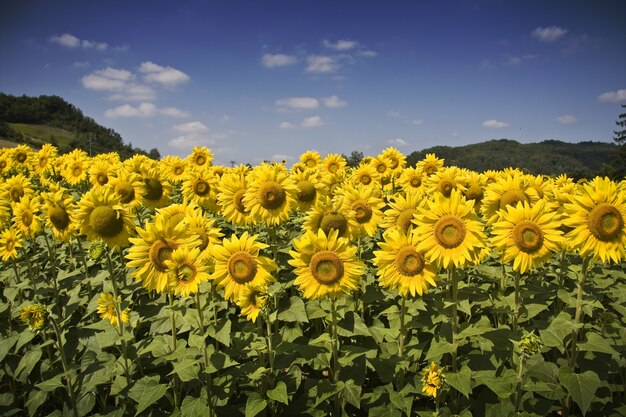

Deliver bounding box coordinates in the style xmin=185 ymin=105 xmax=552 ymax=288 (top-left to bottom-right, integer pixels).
xmin=397 ymin=295 xmax=407 ymax=390
xmin=449 ymin=268 xmax=459 ymax=414
xmin=50 ymin=315 xmax=80 ymax=417
xmin=514 ymin=353 xmax=526 ymax=412
xmin=512 ymin=272 xmax=521 ymax=336
xmin=195 ymin=291 xmax=215 ymax=417
xmin=168 ymin=292 xmax=178 ymax=352
xmin=330 ymin=297 xmax=342 ymax=416
xmin=265 ymin=311 xmax=275 ymax=373
xmin=11 ymin=260 xmax=24 ymax=304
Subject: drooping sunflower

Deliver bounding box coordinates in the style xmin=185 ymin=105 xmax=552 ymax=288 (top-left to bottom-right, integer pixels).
xmin=20 ymin=304 xmax=47 ymax=330
xmin=243 ymin=163 xmax=298 ymax=226
xmin=421 ymin=362 xmax=444 ymax=398
xmin=413 ymin=189 xmax=487 ymax=269
xmin=381 ymin=192 xmax=426 ymax=234
xmin=97 ymin=293 xmax=130 ymax=326
xmin=563 ymin=177 xmax=626 ymax=263
xmin=237 ymin=283 xmax=269 ymax=323
xmin=303 ymin=195 xmax=356 ymax=239
xmin=481 ymin=171 xmax=540 ymax=225
xmin=75 ymin=188 xmax=135 ymax=249
xmin=127 ymin=215 xmax=200 ymax=293
xmin=108 ymin=170 xmax=146 ymax=210
xmin=416 ymin=153 xmax=444 ymax=177
xmin=0 ymin=228 xmax=23 ymax=261
xmin=12 ymin=195 xmax=42 ymax=239
xmin=491 ymin=200 xmax=564 ymax=274
xmin=398 ymin=167 xmax=425 ymax=195
xmin=181 ymin=168 xmax=219 ymax=212
xmin=217 ymin=173 xmax=253 ymax=226
xmin=165 ymin=246 xmax=211 ymax=297
xmin=1 ymin=174 xmax=33 ymax=205
xmin=289 ymin=228 xmax=365 ymax=300
xmin=299 ymin=150 xmax=322 ymax=170
xmin=123 ymin=154 xmax=154 ymax=177
xmin=338 ymin=183 xmax=385 ymax=238
xmin=187 ymin=146 xmax=214 ymax=169
xmin=373 ymin=229 xmax=438 ymax=297
xmin=211 ymin=232 xmax=277 ymax=302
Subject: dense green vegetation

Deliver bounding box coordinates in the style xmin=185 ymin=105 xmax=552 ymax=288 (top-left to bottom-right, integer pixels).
xmin=0 ymin=93 xmax=158 ymax=159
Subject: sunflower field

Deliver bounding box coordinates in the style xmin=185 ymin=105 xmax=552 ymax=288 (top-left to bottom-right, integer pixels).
xmin=0 ymin=143 xmax=625 ymax=417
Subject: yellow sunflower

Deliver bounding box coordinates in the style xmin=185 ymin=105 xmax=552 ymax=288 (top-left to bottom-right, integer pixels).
xmin=12 ymin=195 xmax=42 ymax=239
xmin=563 ymin=177 xmax=626 ymax=263
xmin=349 ymin=163 xmax=379 ymax=188
xmin=491 ymin=200 xmax=564 ymax=274
xmin=165 ymin=246 xmax=211 ymax=297
xmin=299 ymin=150 xmax=322 ymax=170
xmin=413 ymin=189 xmax=487 ymax=269
xmin=0 ymin=150 xmax=11 ymax=176
xmin=398 ymin=167 xmax=425 ymax=195
xmin=217 ymin=173 xmax=253 ymax=226
xmin=61 ymin=150 xmax=90 ymax=186
xmin=33 ymin=144 xmax=58 ymax=175
xmin=20 ymin=304 xmax=47 ymax=330
xmin=303 ymin=195 xmax=356 ymax=239
xmin=162 ymin=155 xmax=190 ymax=183
xmin=424 ymin=166 xmax=468 ymax=198
xmin=481 ymin=171 xmax=540 ymax=225
xmin=369 ymin=155 xmax=391 ymax=182
xmin=338 ymin=183 xmax=385 ymax=238
xmin=97 ymin=293 xmax=130 ymax=326
xmin=181 ymin=169 xmax=219 ymax=212
xmin=187 ymin=146 xmax=214 ymax=169
xmin=237 ymin=283 xmax=269 ymax=323
xmin=75 ymin=188 xmax=135 ymax=249
xmin=178 ymin=203 xmax=223 ymax=254
xmin=322 ymin=153 xmax=347 ymax=177
xmin=211 ymin=232 xmax=277 ymax=303
xmin=421 ymin=362 xmax=444 ymax=398
xmin=0 ymin=228 xmax=23 ymax=261
xmin=141 ymin=168 xmax=172 ymax=210
xmin=463 ymin=171 xmax=486 ymax=212
xmin=108 ymin=170 xmax=146 ymax=210
xmin=291 ymin=168 xmax=325 ymax=212
xmin=373 ymin=229 xmax=438 ymax=297
xmin=2 ymin=174 xmax=33 ymax=205
xmin=243 ymin=163 xmax=298 ymax=226
xmin=381 ymin=192 xmax=426 ymax=234
xmin=380 ymin=147 xmax=406 ymax=175
xmin=416 ymin=153 xmax=444 ymax=177
xmin=10 ymin=144 xmax=33 ymax=172
xmin=88 ymin=160 xmax=115 ymax=190
xmin=288 ymin=228 xmax=365 ymax=300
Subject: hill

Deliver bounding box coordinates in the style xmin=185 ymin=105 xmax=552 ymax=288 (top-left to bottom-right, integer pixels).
xmin=405 ymin=139 xmax=619 ymax=179
xmin=0 ymin=93 xmax=158 ymax=159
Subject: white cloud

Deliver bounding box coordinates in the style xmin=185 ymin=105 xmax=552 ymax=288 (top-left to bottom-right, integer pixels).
xmin=598 ymin=88 xmax=626 ymax=103
xmin=262 ymin=53 xmax=298 ymax=68
xmin=306 ymin=55 xmax=339 ymax=73
xmin=276 ymin=97 xmax=320 ymax=110
xmin=358 ymin=50 xmax=378 ymax=57
xmin=173 ymin=121 xmax=209 ymax=133
xmin=82 ymin=67 xmax=133 ymax=91
xmin=387 ymin=138 xmax=408 ymax=147
xmin=108 ymin=84 xmax=156 ymax=101
xmin=556 ymin=115 xmax=577 ymax=124
xmin=139 ymin=61 xmax=190 ymax=87
xmin=482 ymin=119 xmax=510 ymax=128
xmin=322 ymin=95 xmax=347 ymax=108
xmin=49 ymin=33 xmax=109 ymax=50
xmin=160 ymin=107 xmax=189 ymax=117
xmin=168 ymin=134 xmax=215 ymax=150
xmin=105 ymin=102 xmax=157 ymax=118
xmin=408 ymin=119 xmax=423 ymax=125
xmin=324 ymin=39 xmax=358 ymax=51
xmin=301 ymin=116 xmax=324 ymax=128
xmin=531 ymin=26 xmax=568 ymax=43
xmin=279 ymin=122 xmax=295 ymax=129
xmin=387 ymin=111 xmax=403 ymax=119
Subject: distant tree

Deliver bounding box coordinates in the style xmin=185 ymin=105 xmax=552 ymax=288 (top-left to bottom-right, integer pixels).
xmin=344 ymin=151 xmax=364 ymax=167
xmin=148 ymin=148 xmax=161 ymax=160
xmin=614 ymin=104 xmax=626 ymax=144
xmin=609 ymin=104 xmax=626 ymax=179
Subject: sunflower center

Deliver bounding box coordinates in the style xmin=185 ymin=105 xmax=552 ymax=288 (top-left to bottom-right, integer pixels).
xmin=376 ymin=164 xmax=387 ymax=174
xmin=116 ymin=183 xmax=136 ymax=204
xmin=72 ymin=166 xmax=83 ymax=177
xmin=439 ymin=180 xmax=454 ymax=197
xmin=196 ymin=229 xmax=209 ymax=251
xmin=173 ymin=165 xmax=184 ymax=175
xmin=0 ymin=160 xmax=7 ymax=170
xmin=233 ymin=189 xmax=248 ymax=214
xmin=434 ymin=216 xmax=467 ymax=249
xmin=305 ymin=159 xmax=316 ymax=168
xmin=90 ymin=206 xmax=124 ymax=238
xmin=499 ymin=189 xmax=527 ymax=210
xmin=588 ymin=204 xmax=623 ymax=242
xmin=410 ymin=177 xmax=422 ymax=188
xmin=195 ymin=155 xmax=207 ymax=166
xmin=397 ymin=209 xmax=417 ymax=233
xmin=389 ymin=158 xmax=399 ymax=169
xmin=360 ymin=174 xmax=372 ymax=185
xmin=21 ymin=212 xmax=33 ymax=227
xmin=258 ymin=181 xmax=286 ymax=210
xmin=320 ymin=212 xmax=348 ymax=237
xmin=144 ymin=178 xmax=164 ymax=201
xmin=149 ymin=239 xmax=176 ymax=272
xmin=194 ymin=180 xmax=210 ymax=196
xmin=16 ymin=152 xmax=27 ymax=163
xmin=310 ymin=251 xmax=344 ymax=285
xmin=177 ymin=265 xmax=196 ymax=282
xmin=327 ymin=163 xmax=339 ymax=173
xmin=49 ymin=206 xmax=70 ymax=230
xmin=10 ymin=186 xmax=24 ymax=203
xmin=97 ymin=173 xmax=108 ymax=186
xmin=395 ymin=247 xmax=425 ymax=276
xmin=466 ymin=184 xmax=483 ymax=202
xmin=424 ymin=164 xmax=437 ymax=175
xmin=296 ymin=180 xmax=316 ymax=202
xmin=512 ymin=221 xmax=544 ymax=253
xmin=227 ymin=251 xmax=258 ymax=284
xmin=351 ymin=201 xmax=372 ymax=224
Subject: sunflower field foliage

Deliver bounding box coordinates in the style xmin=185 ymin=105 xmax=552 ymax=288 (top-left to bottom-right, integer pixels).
xmin=0 ymin=144 xmax=625 ymax=417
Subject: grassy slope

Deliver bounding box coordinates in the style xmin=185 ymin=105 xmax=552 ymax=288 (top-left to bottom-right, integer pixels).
xmin=6 ymin=123 xmax=76 ymax=148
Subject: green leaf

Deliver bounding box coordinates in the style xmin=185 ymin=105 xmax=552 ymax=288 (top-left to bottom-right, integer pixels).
xmin=170 ymin=358 xmax=200 ymax=382
xmin=539 ymin=313 xmax=581 ymax=352
xmin=578 ymin=332 xmax=619 ymax=356
xmin=267 ymin=381 xmax=289 ymax=405
xmin=446 ymin=366 xmax=472 ymax=397
xmin=35 ymin=375 xmax=64 ymax=392
xmin=558 ymin=369 xmax=600 ymax=416
xmin=15 ymin=348 xmax=42 ymax=380
xmin=76 ymin=391 xmax=96 ymax=416
xmin=474 ymin=369 xmax=516 ymax=399
xmin=26 ymin=390 xmax=47 ymax=416
xmin=181 ymin=392 xmax=209 ymax=416
xmin=0 ymin=335 xmax=18 ymax=362
xmin=342 ymin=380 xmax=362 ymax=409
xmin=245 ymin=392 xmax=267 ymax=417
xmin=128 ymin=376 xmax=168 ymax=416
xmin=277 ymin=296 xmax=309 ymax=323
xmin=526 ymin=361 xmax=566 ymax=401
xmin=207 ymin=317 xmax=232 ymax=347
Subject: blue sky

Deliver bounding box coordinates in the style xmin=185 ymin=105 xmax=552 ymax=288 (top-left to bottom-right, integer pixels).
xmin=1 ymin=0 xmax=625 ymax=165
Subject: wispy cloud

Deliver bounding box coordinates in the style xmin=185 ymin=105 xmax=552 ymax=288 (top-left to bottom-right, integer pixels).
xmin=276 ymin=97 xmax=320 ymax=110
xmin=322 ymin=95 xmax=347 ymax=108
xmin=323 ymin=39 xmax=359 ymax=51
xmin=597 ymin=88 xmax=626 ymax=103
xmin=306 ymin=55 xmax=339 ymax=73
xmin=387 ymin=111 xmax=423 ymax=125
xmin=49 ymin=33 xmax=109 ymax=50
xmin=139 ymin=61 xmax=190 ymax=88
xmin=173 ymin=121 xmax=208 ymax=133
xmin=279 ymin=122 xmax=295 ymax=129
xmin=556 ymin=115 xmax=577 ymax=124
xmin=387 ymin=138 xmax=408 ymax=147
xmin=531 ymin=26 xmax=568 ymax=43
xmin=261 ymin=53 xmax=298 ymax=68
xmin=482 ymin=119 xmax=510 ymax=128
xmin=301 ymin=116 xmax=324 ymax=128
xmin=105 ymin=102 xmax=187 ymax=118
xmin=82 ymin=67 xmax=157 ymax=101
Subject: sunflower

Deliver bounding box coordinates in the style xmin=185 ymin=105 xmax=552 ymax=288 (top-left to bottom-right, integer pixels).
xmin=380 ymin=147 xmax=406 ymax=175
xmin=491 ymin=200 xmax=564 ymax=274
xmin=463 ymin=171 xmax=486 ymax=212
xmin=369 ymin=155 xmax=391 ymax=182
xmin=303 ymin=195 xmax=356 ymax=239
xmin=211 ymin=232 xmax=277 ymax=302
xmin=413 ymin=189 xmax=487 ymax=269
xmin=398 ymin=167 xmax=425 ymax=195
xmin=20 ymin=304 xmax=47 ymax=330
xmin=141 ymin=168 xmax=172 ymax=210
xmin=127 ymin=215 xmax=200 ymax=293
xmin=481 ymin=171 xmax=540 ymax=225
xmin=373 ymin=229 xmax=438 ymax=297
xmin=291 ymin=168 xmax=325 ymax=212
xmin=563 ymin=177 xmax=626 ymax=263
xmin=349 ymin=163 xmax=379 ymax=189
xmin=338 ymin=183 xmax=385 ymax=238
xmin=180 ymin=203 xmax=223 ymax=254
xmin=181 ymin=169 xmax=219 ymax=212
xmin=243 ymin=163 xmax=298 ymax=226
xmin=424 ymin=166 xmax=467 ymax=198
xmin=381 ymin=192 xmax=425 ymax=234
xmin=165 ymin=246 xmax=211 ymax=297
xmin=33 ymin=144 xmax=58 ymax=175
xmin=0 ymin=150 xmax=11 ymax=176
xmin=97 ymin=293 xmax=130 ymax=326
xmin=89 ymin=160 xmax=115 ymax=190
xmin=289 ymin=228 xmax=365 ymax=300
xmin=322 ymin=153 xmax=347 ymax=176
xmin=187 ymin=146 xmax=213 ymax=169
xmin=108 ymin=170 xmax=146 ymax=210
xmin=12 ymin=195 xmax=42 ymax=239
xmin=162 ymin=155 xmax=190 ymax=183
xmin=299 ymin=150 xmax=322 ymax=170
xmin=10 ymin=144 xmax=33 ymax=172
xmin=237 ymin=283 xmax=269 ymax=323
xmin=123 ymin=154 xmax=154 ymax=177
xmin=76 ymin=188 xmax=135 ymax=249
xmin=421 ymin=362 xmax=444 ymax=398
xmin=0 ymin=228 xmax=23 ymax=261
xmin=416 ymin=153 xmax=444 ymax=177
xmin=217 ymin=173 xmax=253 ymax=226
xmin=1 ymin=174 xmax=33 ymax=205
xmin=61 ymin=150 xmax=90 ymax=186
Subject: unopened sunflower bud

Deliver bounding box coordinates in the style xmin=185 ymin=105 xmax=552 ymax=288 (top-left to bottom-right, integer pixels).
xmin=520 ymin=332 xmax=542 ymax=356
xmin=89 ymin=240 xmax=106 ymax=261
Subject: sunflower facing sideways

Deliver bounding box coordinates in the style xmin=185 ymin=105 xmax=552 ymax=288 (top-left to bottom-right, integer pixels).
xmin=413 ymin=189 xmax=487 ymax=270
xmin=237 ymin=283 xmax=269 ymax=323
xmin=217 ymin=173 xmax=253 ymax=226
xmin=165 ymin=246 xmax=211 ymax=297
xmin=211 ymin=232 xmax=277 ymax=303
xmin=373 ymin=228 xmax=438 ymax=297
xmin=0 ymin=228 xmax=23 ymax=261
xmin=76 ymin=188 xmax=135 ymax=249
xmin=381 ymin=192 xmax=425 ymax=234
xmin=563 ymin=177 xmax=626 ymax=264
xmin=289 ymin=228 xmax=365 ymax=300
xmin=491 ymin=200 xmax=564 ymax=274
xmin=97 ymin=292 xmax=130 ymax=326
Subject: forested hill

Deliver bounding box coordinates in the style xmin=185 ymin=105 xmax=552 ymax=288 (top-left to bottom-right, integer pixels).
xmin=0 ymin=93 xmax=158 ymax=159
xmin=405 ymin=139 xmax=619 ymax=179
